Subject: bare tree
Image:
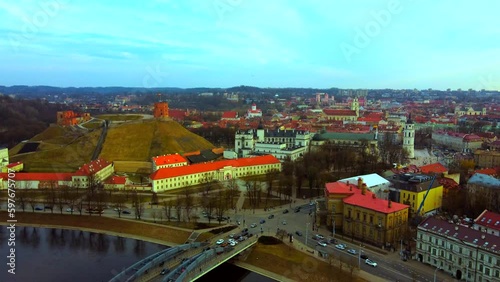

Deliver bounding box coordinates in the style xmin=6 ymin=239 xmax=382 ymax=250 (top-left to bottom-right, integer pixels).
xmin=15 ymin=189 xmax=27 ymax=212
xmin=175 ymin=195 xmax=182 ymax=222
xmin=215 ymin=190 xmax=228 ymax=224
xmin=150 ymin=210 xmax=158 ymax=223
xmin=46 ymin=181 xmax=58 ymax=214
xmin=226 ymin=178 xmax=239 ymax=210
xmin=94 ymin=189 xmax=107 ymax=216
xmin=162 ymin=199 xmax=174 ymax=222
xmin=27 ymin=190 xmax=38 ymax=212
xmin=183 ymin=188 xmax=194 ymax=222
xmin=111 ymin=193 xmax=127 ymax=218
xmin=131 ymin=191 xmax=145 ymax=220
xmin=56 ymin=189 xmax=66 ymax=214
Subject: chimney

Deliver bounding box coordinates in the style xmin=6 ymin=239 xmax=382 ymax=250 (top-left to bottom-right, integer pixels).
xmin=357 ymin=177 xmax=363 ymax=190
xmin=362 ymin=183 xmax=367 ymax=195
xmin=388 ymin=199 xmax=392 ymax=208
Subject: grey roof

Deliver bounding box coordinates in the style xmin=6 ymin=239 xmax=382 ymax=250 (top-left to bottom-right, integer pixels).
xmin=264 ymin=129 xmax=308 ymax=138
xmin=468 ymin=173 xmax=500 ymax=189
xmin=313 ymin=132 xmax=376 ymax=141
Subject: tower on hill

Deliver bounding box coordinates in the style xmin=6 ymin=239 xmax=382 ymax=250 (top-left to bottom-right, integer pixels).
xmin=153 ymin=102 xmax=169 ymax=118
xmin=403 ymin=114 xmax=415 ymax=159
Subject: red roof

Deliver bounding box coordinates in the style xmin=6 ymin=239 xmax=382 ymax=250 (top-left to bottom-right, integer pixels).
xmin=6 ymin=161 xmax=23 ymax=168
xmin=221 ymin=111 xmax=238 ymax=119
xmin=104 ymin=175 xmax=127 ymax=185
xmin=0 ymin=172 xmax=74 ymax=181
xmin=473 ymin=167 xmax=500 ymax=176
xmin=419 ymin=163 xmax=448 ymax=174
xmin=325 ymin=181 xmax=409 ymax=214
xmin=152 ymin=154 xmax=188 ymax=166
xmin=150 ymin=155 xmax=280 ymax=180
xmin=475 ymin=210 xmax=500 ymax=231
xmin=76 ymin=159 xmax=112 ymax=176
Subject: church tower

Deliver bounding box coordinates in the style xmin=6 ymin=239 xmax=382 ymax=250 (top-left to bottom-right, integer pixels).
xmin=403 ymin=114 xmax=415 ymax=159
xmin=351 ymin=97 xmax=360 ymax=117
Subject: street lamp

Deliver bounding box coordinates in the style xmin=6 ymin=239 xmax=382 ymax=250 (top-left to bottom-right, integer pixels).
xmin=306 ymin=222 xmax=310 ymax=246
xmin=433 ymin=266 xmax=441 ymax=282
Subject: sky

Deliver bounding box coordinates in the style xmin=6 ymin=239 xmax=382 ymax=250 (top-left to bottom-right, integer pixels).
xmin=0 ymin=0 xmax=499 ymax=90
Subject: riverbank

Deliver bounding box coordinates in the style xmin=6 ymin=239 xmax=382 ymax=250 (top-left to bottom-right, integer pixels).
xmin=0 ymin=211 xmax=190 ymax=246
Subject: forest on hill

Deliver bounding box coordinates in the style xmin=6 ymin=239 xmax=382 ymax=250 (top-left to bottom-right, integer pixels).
xmin=0 ymin=96 xmax=69 ymax=148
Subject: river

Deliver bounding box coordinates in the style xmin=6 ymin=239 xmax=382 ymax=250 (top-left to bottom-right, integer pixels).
xmin=0 ymin=227 xmax=275 ymax=282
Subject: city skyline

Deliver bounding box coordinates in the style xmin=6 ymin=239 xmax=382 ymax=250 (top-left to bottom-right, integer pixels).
xmin=1 ymin=0 xmax=499 ymax=90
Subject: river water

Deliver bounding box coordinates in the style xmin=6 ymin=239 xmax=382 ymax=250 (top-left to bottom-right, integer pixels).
xmin=0 ymin=227 xmax=275 ymax=282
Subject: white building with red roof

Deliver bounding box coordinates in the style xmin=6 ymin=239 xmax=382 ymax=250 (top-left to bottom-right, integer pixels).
xmin=152 ymin=153 xmax=188 ymax=171
xmin=432 ymin=130 xmax=483 ymax=152
xmin=72 ymin=159 xmax=114 ymax=188
xmin=0 ymin=172 xmax=74 ymax=189
xmin=150 ymin=155 xmax=281 ymax=192
xmin=246 ymin=103 xmax=262 ymax=118
xmin=474 ymin=209 xmax=500 ymax=236
xmin=221 ymin=111 xmax=239 ymax=121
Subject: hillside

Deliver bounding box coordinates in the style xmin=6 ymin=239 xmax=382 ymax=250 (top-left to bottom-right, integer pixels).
xmin=98 ymin=118 xmax=214 ymax=161
xmin=9 ymin=117 xmax=215 ymax=172
xmin=9 ymin=125 xmax=100 ymax=172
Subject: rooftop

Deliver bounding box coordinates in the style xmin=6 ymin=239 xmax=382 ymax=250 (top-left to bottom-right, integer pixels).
xmin=475 ymin=210 xmax=500 ymax=232
xmin=468 ymin=173 xmax=500 ymax=188
xmin=419 ymin=163 xmax=448 ymax=174
xmin=152 ymin=153 xmax=188 ymax=166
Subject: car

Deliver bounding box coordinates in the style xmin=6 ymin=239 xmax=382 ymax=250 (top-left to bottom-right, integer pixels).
xmin=160 ymin=268 xmax=169 ymax=275
xmin=294 ymin=208 xmax=301 ymax=213
xmin=237 ymin=221 xmax=241 ymax=225
xmin=309 ymin=201 xmax=315 ymax=206
xmin=35 ymin=206 xmax=43 ymax=211
xmin=314 ymin=234 xmax=325 ymax=240
xmin=122 ymin=210 xmax=131 ymax=214
xmin=365 ymin=259 xmax=377 ymax=267
xmin=66 ymin=208 xmax=74 ymax=212
xmin=335 ymin=244 xmax=345 ymax=250
xmin=216 ymin=239 xmax=224 ymax=245
xmin=317 ymin=241 xmax=327 ymax=247
xmin=282 ymin=220 xmax=287 ymax=225
xmin=268 ymin=214 xmax=274 ymax=219
xmin=260 ymin=219 xmax=266 ymax=224
xmin=283 ymin=209 xmax=289 ymax=214
xmin=230 ymin=242 xmax=236 ymax=247
xmin=250 ymin=223 xmax=257 ymax=228
xmin=347 ymin=249 xmax=357 ymax=255
xmin=360 ymin=254 xmax=369 ymax=260
xmin=229 ymin=233 xmax=235 ymax=238
xmin=329 ymin=238 xmax=337 ymax=244
xmin=228 ymin=239 xmax=237 ymax=244
xmin=295 ymin=231 xmax=303 ymax=236
xmin=221 ymin=242 xmax=229 ymax=247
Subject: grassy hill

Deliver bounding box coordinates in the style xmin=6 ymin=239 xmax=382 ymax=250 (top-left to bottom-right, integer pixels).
xmin=10 ymin=125 xmax=100 ymax=172
xmin=99 ymin=118 xmax=214 ymax=161
xmin=9 ymin=117 xmax=215 ymax=172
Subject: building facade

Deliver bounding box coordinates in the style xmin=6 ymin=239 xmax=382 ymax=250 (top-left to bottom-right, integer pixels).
xmin=416 ymin=217 xmax=500 ymax=281
xmin=153 ymin=102 xmax=169 ymax=118
xmin=403 ymin=116 xmax=415 ymax=158
xmin=150 ymin=155 xmax=281 ymax=192
xmin=152 ymin=153 xmax=188 ymax=171
xmin=474 ymin=150 xmax=500 ymax=168
xmin=432 ymin=131 xmax=483 ymax=153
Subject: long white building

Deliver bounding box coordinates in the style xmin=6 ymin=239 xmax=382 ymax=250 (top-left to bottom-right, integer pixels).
xmin=416 ymin=217 xmax=500 ymax=281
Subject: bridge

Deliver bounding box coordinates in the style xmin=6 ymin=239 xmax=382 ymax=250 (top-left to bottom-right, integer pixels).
xmin=109 ymin=235 xmax=258 ymax=282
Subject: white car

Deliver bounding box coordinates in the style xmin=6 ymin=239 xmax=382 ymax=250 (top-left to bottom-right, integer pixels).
xmin=365 ymin=259 xmax=377 ymax=267
xmin=230 ymin=242 xmax=236 ymax=247
xmin=216 ymin=239 xmax=224 ymax=245
xmin=335 ymin=244 xmax=345 ymax=250
xmin=347 ymin=249 xmax=357 ymax=255
xmin=282 ymin=220 xmax=287 ymax=225
xmin=228 ymin=239 xmax=237 ymax=245
xmin=250 ymin=223 xmax=257 ymax=228
xmin=317 ymin=241 xmax=327 ymax=247
xmin=66 ymin=208 xmax=74 ymax=212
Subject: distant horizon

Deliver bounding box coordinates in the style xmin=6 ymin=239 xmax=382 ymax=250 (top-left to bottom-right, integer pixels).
xmin=1 ymin=1 xmax=499 ymax=90
xmin=0 ymin=84 xmax=498 ymax=92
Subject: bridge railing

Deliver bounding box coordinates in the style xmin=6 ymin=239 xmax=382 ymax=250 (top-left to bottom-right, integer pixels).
xmin=175 ymin=249 xmax=216 ymax=281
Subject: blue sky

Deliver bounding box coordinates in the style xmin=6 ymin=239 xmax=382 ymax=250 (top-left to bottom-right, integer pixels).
xmin=0 ymin=0 xmax=499 ymax=90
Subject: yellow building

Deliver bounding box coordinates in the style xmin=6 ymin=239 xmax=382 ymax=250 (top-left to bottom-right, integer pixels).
xmin=389 ymin=174 xmax=443 ymax=216
xmin=1 ymin=161 xmax=23 ymax=173
xmin=325 ymin=177 xmax=409 ymax=247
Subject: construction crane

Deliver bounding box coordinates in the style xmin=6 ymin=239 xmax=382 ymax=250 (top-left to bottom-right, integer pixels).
xmin=412 ymin=174 xmax=437 ymax=226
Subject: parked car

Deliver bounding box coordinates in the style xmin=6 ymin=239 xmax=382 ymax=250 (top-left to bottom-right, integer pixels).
xmin=122 ymin=210 xmax=131 ymax=214
xmin=294 ymin=207 xmax=301 ymax=213
xmin=283 ymin=209 xmax=289 ymax=214
xmin=329 ymin=238 xmax=337 ymax=244
xmin=229 ymin=233 xmax=235 ymax=238
xmin=66 ymin=208 xmax=74 ymax=212
xmin=160 ymin=268 xmax=169 ymax=275
xmin=347 ymin=249 xmax=357 ymax=255
xmin=365 ymin=259 xmax=377 ymax=267
xmin=282 ymin=220 xmax=287 ymax=225
xmin=314 ymin=234 xmax=325 ymax=240
xmin=250 ymin=223 xmax=257 ymax=228
xmin=360 ymin=254 xmax=369 ymax=260
xmin=216 ymin=239 xmax=224 ymax=245
xmin=35 ymin=206 xmax=43 ymax=211
xmin=317 ymin=241 xmax=327 ymax=247
xmin=295 ymin=231 xmax=303 ymax=236
xmin=260 ymin=219 xmax=266 ymax=224
xmin=268 ymin=214 xmax=274 ymax=219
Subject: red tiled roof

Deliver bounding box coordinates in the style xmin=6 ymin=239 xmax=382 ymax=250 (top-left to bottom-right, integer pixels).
xmin=75 ymin=159 xmax=112 ymax=176
xmin=419 ymin=163 xmax=448 ymax=174
xmin=221 ymin=111 xmax=238 ymax=119
xmin=0 ymin=172 xmax=74 ymax=181
xmin=473 ymin=167 xmax=499 ymax=176
xmin=325 ymin=181 xmax=409 ymax=214
xmin=6 ymin=161 xmax=23 ymax=168
xmin=152 ymin=154 xmax=188 ymax=166
xmin=438 ymin=177 xmax=459 ymax=190
xmin=150 ymin=155 xmax=280 ymax=180
xmin=104 ymin=175 xmax=126 ymax=185
xmin=475 ymin=210 xmax=500 ymax=231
